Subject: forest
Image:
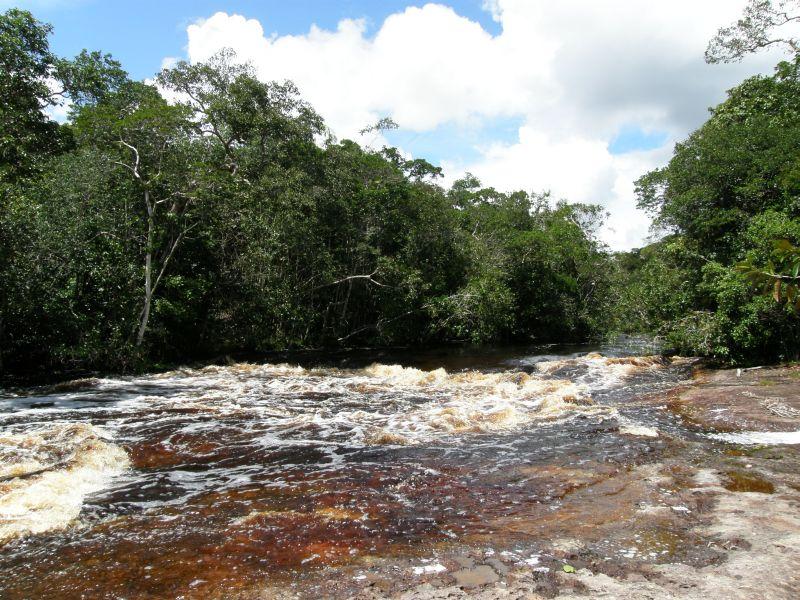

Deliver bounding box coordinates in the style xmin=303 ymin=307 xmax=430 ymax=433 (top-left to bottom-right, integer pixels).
xmin=1 ymin=7 xmax=799 ymax=379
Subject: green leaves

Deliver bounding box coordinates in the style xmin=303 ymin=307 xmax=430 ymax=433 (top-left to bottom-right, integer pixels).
xmin=0 ymin=9 xmax=132 ymax=184
xmin=0 ymin=9 xmax=61 ymax=182
xmin=738 ymin=239 xmax=800 ymax=312
xmin=52 ymin=49 xmax=128 ymax=108
xmin=635 ymin=55 xmax=800 ymax=263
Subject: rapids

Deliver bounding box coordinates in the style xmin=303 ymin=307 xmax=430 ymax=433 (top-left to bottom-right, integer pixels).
xmin=0 ymin=341 xmax=696 ymax=599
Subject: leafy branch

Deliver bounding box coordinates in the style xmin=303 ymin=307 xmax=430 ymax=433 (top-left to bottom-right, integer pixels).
xmin=737 ymin=239 xmax=800 ymax=309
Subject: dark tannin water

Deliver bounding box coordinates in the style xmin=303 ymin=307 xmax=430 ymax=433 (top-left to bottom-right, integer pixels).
xmin=0 ymin=340 xmax=695 ymax=599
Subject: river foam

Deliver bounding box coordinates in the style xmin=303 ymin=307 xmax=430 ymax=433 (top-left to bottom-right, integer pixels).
xmin=0 ymin=346 xmax=681 ymax=597
xmin=163 ymin=360 xmax=621 ymax=445
xmin=0 ymin=423 xmax=129 ymax=544
xmin=356 ymin=365 xmax=600 ymax=444
xmin=4 ymin=354 xmax=666 ymax=450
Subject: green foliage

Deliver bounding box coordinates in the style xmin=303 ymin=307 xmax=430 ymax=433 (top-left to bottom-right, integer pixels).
xmin=0 ymin=12 xmax=621 ymax=377
xmin=428 ymin=272 xmax=515 ymax=343
xmin=665 ymin=263 xmax=800 ymax=363
xmin=738 ymin=239 xmax=800 ymax=309
xmin=636 ymin=57 xmax=800 ymax=262
xmin=2 ymin=149 xmax=142 ymax=369
xmin=0 ymin=9 xmax=127 ymax=183
xmin=0 ymin=9 xmax=64 ymax=182
xmin=611 ymin=238 xmax=700 ymax=334
xmin=8 ymin=7 xmax=800 ymax=377
xmin=623 ymin=56 xmax=800 ymax=364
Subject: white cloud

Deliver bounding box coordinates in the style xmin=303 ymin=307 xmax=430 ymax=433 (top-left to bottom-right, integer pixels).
xmin=184 ymin=6 xmax=553 ymax=137
xmin=176 ymin=2 xmax=787 ymax=249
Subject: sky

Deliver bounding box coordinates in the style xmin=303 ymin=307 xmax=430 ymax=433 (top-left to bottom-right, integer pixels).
xmin=5 ymin=0 xmax=789 ymax=249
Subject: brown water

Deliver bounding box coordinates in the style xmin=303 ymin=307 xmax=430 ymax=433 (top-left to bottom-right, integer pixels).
xmin=0 ymin=340 xmax=698 ymax=599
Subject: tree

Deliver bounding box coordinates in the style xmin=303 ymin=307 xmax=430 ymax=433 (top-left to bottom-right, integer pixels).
xmin=157 ymin=50 xmax=324 ymax=183
xmin=0 ymin=9 xmax=126 ymax=182
xmin=628 ymin=52 xmax=800 ymax=363
xmin=636 ymin=56 xmax=800 ymax=261
xmin=0 ymin=16 xmax=626 ymax=377
xmin=0 ymin=9 xmax=128 ymax=374
xmin=157 ymin=51 xmax=332 ymax=348
xmin=0 ymin=9 xmax=62 ymax=182
xmin=706 ymin=0 xmax=800 ymax=63
xmin=73 ymin=82 xmax=199 ymax=346
xmin=2 ymin=148 xmax=144 ymax=371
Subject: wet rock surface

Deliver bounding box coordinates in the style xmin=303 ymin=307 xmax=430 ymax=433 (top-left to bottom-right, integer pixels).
xmin=257 ymin=451 xmax=800 ymax=600
xmin=671 ymin=364 xmax=800 ymax=433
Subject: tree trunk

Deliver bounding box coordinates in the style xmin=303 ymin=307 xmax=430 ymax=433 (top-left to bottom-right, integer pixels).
xmin=0 ymin=314 xmax=4 ymax=376
xmin=136 ymin=191 xmax=154 ymax=347
xmin=135 ymin=275 xmax=152 ymax=346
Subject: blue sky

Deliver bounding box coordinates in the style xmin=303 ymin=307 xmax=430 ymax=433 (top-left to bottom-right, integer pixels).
xmin=607 ymin=125 xmax=669 ymax=155
xmin=4 ymin=1 xmax=774 ymax=249
xmin=9 ymin=0 xmax=499 ymax=80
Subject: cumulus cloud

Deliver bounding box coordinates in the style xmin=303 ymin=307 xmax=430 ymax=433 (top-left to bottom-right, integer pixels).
xmin=176 ymin=1 xmax=786 ymax=249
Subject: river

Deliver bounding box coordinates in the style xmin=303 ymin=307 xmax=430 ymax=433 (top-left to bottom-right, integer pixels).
xmin=0 ymin=340 xmax=741 ymax=599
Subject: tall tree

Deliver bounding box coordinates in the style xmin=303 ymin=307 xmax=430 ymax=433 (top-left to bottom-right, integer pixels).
xmin=0 ymin=9 xmax=61 ymax=182
xmin=706 ymin=0 xmax=800 ymax=63
xmin=630 ymin=55 xmax=800 ymax=363
xmin=73 ymin=82 xmax=199 ymax=346
xmin=636 ymin=57 xmax=800 ymax=261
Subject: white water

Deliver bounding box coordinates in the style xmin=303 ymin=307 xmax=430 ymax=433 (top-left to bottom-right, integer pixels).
xmin=0 ymin=424 xmax=129 ymax=543
xmin=709 ymin=430 xmax=800 ymax=445
xmin=0 ymin=352 xmax=671 ymax=545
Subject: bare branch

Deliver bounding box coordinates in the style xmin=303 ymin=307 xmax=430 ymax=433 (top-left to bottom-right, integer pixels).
xmin=118 ymin=139 xmax=141 ymax=179
xmin=336 ymin=325 xmax=375 ymax=343
xmin=706 ymin=0 xmax=800 ymax=63
xmin=111 ymin=160 xmax=139 ymax=178
xmin=748 ymin=270 xmax=800 ymax=281
xmin=313 ymin=269 xmax=390 ymax=290
xmin=151 ymin=222 xmax=200 ymax=296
